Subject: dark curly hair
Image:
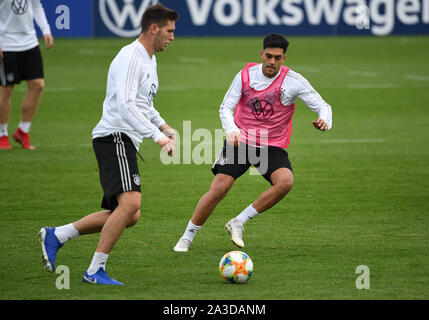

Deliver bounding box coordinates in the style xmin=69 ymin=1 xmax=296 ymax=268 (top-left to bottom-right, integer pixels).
xmin=263 ymin=34 xmax=290 ymax=53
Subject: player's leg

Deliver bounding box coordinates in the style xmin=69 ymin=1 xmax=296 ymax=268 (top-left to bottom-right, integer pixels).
xmin=82 ymin=191 xmax=140 ymax=285
xmin=174 ymin=142 xmax=249 ymax=252
xmin=191 ymin=174 xmax=234 ymax=226
xmin=226 ymin=147 xmax=293 ymax=247
xmin=94 ymin=191 xmax=141 ymax=254
xmin=82 ymin=133 xmax=141 ymax=284
xmin=173 ymin=174 xmax=234 ymax=252
xmin=0 ymin=85 xmax=14 ymax=149
xmin=71 ymin=208 xmax=140 ymax=235
xmin=0 ymin=50 xmax=18 ymax=149
xmin=226 ymin=168 xmax=293 ymax=248
xmin=252 ymin=168 xmax=293 ymax=212
xmin=13 ymin=46 xmax=45 ymax=149
xmin=12 ymin=78 xmax=44 ymax=149
xmin=39 ymin=208 xmax=140 ymax=274
xmin=21 ymin=78 xmax=44 ymax=121
xmin=38 ymin=211 xmax=109 ymax=273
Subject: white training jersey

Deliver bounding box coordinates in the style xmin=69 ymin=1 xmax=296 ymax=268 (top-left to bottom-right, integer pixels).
xmin=220 ymin=63 xmax=332 ymax=134
xmin=0 ymin=0 xmax=51 ymax=52
xmin=92 ymin=39 xmax=167 ymax=151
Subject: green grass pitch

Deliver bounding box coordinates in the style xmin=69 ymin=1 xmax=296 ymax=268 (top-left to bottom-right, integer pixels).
xmin=0 ymin=35 xmax=428 ymax=300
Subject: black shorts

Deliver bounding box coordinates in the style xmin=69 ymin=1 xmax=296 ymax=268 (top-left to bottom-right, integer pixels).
xmin=93 ymin=132 xmax=141 ymax=211
xmin=0 ymin=46 xmax=44 ymax=86
xmin=211 ymin=141 xmax=293 ymax=184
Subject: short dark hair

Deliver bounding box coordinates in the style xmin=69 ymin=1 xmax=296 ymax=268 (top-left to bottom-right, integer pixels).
xmin=263 ymin=34 xmax=289 ymax=53
xmin=141 ymin=3 xmax=179 ymax=32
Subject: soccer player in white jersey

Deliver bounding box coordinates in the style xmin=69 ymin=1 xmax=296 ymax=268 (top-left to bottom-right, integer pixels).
xmin=0 ymin=0 xmax=54 ymax=150
xmin=38 ymin=4 xmax=179 ymax=285
xmin=174 ymin=34 xmax=333 ymax=252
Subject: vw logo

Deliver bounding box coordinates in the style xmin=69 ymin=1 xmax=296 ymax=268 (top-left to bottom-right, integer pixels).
xmin=99 ymin=0 xmax=158 ymax=37
xmin=248 ymin=97 xmax=274 ymax=120
xmin=11 ymin=0 xmax=29 ymax=15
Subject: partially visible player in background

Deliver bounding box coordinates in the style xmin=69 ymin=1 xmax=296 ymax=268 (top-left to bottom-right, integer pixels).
xmin=0 ymin=0 xmax=53 ymax=150
xmin=38 ymin=4 xmax=178 ymax=285
xmin=174 ymin=33 xmax=332 ymax=252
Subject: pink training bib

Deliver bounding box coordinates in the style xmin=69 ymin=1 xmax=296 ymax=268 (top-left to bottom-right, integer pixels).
xmin=234 ymin=63 xmax=296 ymax=149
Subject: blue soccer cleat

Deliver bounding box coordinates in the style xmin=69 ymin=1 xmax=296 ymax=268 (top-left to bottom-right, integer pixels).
xmin=82 ymin=268 xmax=124 ymax=285
xmin=38 ymin=227 xmax=63 ymax=272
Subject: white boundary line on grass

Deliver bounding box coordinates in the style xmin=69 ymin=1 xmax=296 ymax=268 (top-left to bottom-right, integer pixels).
xmin=347 ymin=71 xmax=379 ymax=77
xmin=404 ymin=74 xmax=429 ymax=81
xmin=346 ymin=83 xmax=399 ymax=89
xmin=320 ymin=138 xmax=386 ymax=144
xmin=40 ymin=143 xmax=92 ymax=148
xmin=178 ymin=56 xmax=209 ymax=64
xmin=15 ymin=86 xmax=77 ymax=92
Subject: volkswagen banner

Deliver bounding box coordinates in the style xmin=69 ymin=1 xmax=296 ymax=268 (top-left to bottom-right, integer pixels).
xmin=38 ymin=0 xmax=429 ymax=37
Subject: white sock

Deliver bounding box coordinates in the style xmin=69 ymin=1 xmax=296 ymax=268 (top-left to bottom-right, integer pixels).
xmin=54 ymin=223 xmax=80 ymax=243
xmin=182 ymin=220 xmax=201 ymax=242
xmin=87 ymin=252 xmax=109 ymax=275
xmin=235 ymin=204 xmax=260 ymax=224
xmin=18 ymin=121 xmax=31 ymax=133
xmin=0 ymin=124 xmax=8 ymax=137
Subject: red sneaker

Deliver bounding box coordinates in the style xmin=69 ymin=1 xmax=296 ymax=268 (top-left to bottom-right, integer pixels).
xmin=0 ymin=135 xmax=11 ymax=149
xmin=13 ymin=128 xmax=35 ymax=150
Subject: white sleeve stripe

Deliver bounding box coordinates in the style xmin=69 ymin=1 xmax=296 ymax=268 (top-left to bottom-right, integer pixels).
xmin=127 ymin=102 xmax=148 ymax=123
xmin=0 ymin=61 xmax=6 ymax=86
xmin=284 ymin=70 xmax=332 ymax=129
xmin=286 ymin=72 xmax=327 ymax=107
xmin=219 ymin=72 xmax=242 ymax=133
xmin=121 ymin=47 xmax=161 ymax=139
xmin=125 ymin=48 xmax=140 ymax=104
xmin=222 ymin=72 xmax=241 ymax=105
xmin=32 ymin=0 xmax=51 ymax=34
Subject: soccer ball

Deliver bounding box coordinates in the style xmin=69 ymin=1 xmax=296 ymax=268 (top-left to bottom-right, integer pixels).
xmin=219 ymin=251 xmax=253 ymax=284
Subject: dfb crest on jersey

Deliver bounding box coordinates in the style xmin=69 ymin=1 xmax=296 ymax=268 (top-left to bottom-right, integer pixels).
xmin=149 ymin=83 xmax=157 ymax=100
xmin=99 ymin=0 xmax=158 ymax=37
xmin=133 ymin=174 xmax=140 ymax=186
xmin=11 ymin=0 xmax=29 ymax=15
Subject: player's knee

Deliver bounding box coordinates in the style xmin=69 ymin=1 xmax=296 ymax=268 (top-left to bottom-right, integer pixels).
xmin=211 ymin=191 xmax=227 ymax=203
xmin=127 ymin=210 xmax=141 ymax=227
xmin=118 ymin=192 xmax=141 ymax=215
xmin=274 ymin=179 xmax=293 ymax=196
xmin=125 ymin=200 xmax=141 ymax=215
xmin=208 ymin=175 xmax=234 ymax=202
xmin=270 ymin=169 xmax=293 ymax=196
xmin=28 ymin=79 xmax=45 ymax=93
xmin=209 ymin=183 xmax=231 ymax=202
xmin=0 ymin=85 xmax=14 ymax=99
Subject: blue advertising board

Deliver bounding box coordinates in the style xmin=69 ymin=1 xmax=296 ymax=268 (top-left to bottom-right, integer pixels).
xmin=36 ymin=0 xmax=92 ymax=37
xmin=37 ymin=0 xmax=429 ymax=38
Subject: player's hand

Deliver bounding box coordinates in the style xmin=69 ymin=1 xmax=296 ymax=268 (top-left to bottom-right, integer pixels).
xmin=312 ymin=118 xmax=329 ymax=131
xmin=163 ymin=127 xmax=177 ymax=143
xmin=226 ymin=131 xmax=240 ymax=147
xmin=44 ymin=34 xmax=54 ymax=50
xmin=157 ymin=136 xmax=175 ymax=157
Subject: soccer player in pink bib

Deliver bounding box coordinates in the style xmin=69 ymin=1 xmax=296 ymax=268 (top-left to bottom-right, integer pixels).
xmin=174 ymin=34 xmax=332 ymax=252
